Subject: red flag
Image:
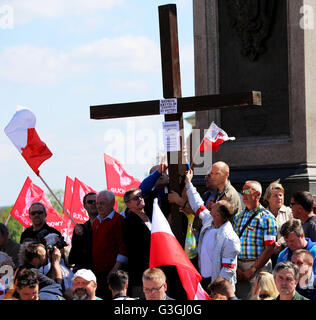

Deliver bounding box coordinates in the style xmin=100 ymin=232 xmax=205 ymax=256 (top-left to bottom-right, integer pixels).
xmin=150 ymin=199 xmax=209 ymax=300
xmin=4 ymin=108 xmax=52 ymax=175
xmin=10 ymin=177 xmax=68 ymax=236
xmin=63 ymin=176 xmax=74 ymax=216
xmin=104 ymin=153 xmax=141 ymax=197
xmin=68 ymin=178 xmax=97 ymax=224
xmin=199 ymin=122 xmax=235 ymax=152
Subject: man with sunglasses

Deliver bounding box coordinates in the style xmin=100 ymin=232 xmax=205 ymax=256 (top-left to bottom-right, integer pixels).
xmin=69 ymin=192 xmax=98 ymax=272
xmin=122 ymin=188 xmax=151 ymax=299
xmin=233 ymin=181 xmax=278 ymax=299
xmin=20 ymin=202 xmax=61 ymax=244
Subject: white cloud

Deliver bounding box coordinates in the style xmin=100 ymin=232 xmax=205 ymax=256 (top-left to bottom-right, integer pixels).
xmin=0 ymin=45 xmax=81 ymax=85
xmin=2 ymin=0 xmax=124 ymax=25
xmin=0 ymin=36 xmax=160 ymax=85
xmin=73 ymin=36 xmax=160 ymax=73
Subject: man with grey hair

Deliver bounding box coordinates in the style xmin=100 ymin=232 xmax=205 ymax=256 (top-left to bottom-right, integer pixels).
xmin=91 ymin=190 xmax=127 ymax=299
xmin=273 ymin=261 xmax=309 ymax=300
xmin=233 ymin=180 xmax=278 ymax=299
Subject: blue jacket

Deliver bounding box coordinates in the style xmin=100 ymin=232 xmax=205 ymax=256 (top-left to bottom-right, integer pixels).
xmin=277 ymin=238 xmax=316 ymax=275
xmin=139 ymin=170 xmax=170 ymax=218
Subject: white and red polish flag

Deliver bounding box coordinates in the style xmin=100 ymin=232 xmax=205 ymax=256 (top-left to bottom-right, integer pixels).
xmin=10 ymin=177 xmax=68 ymax=236
xmin=199 ymin=121 xmax=235 ymax=152
xmin=4 ymin=107 xmax=53 ymax=175
xmin=150 ymin=199 xmax=209 ymax=300
xmin=104 ymin=153 xmax=141 ymax=197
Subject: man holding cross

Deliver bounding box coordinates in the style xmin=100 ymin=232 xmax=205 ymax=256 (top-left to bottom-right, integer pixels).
xmin=89 ymin=3 xmax=261 ymax=299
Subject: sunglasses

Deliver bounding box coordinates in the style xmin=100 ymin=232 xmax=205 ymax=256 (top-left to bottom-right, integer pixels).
xmin=86 ymin=200 xmax=96 ymax=204
xmin=241 ymin=189 xmax=256 ymax=195
xmin=29 ymin=210 xmax=44 ymax=216
xmin=128 ymin=193 xmax=143 ymax=202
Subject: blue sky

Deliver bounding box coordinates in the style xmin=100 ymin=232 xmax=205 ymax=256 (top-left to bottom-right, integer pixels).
xmin=0 ymin=0 xmax=195 ymax=207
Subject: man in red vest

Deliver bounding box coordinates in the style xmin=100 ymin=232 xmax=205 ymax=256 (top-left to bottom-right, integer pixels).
xmin=92 ymin=190 xmax=127 ymax=299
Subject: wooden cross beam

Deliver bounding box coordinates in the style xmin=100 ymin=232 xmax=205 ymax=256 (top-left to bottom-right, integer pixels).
xmin=90 ymin=4 xmax=261 ymax=246
xmin=90 ymin=91 xmax=261 ymax=120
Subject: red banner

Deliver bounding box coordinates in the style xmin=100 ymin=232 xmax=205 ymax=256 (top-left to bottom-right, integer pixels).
xmin=68 ymin=178 xmax=96 ymax=224
xmin=10 ymin=177 xmax=70 ymax=240
xmin=104 ymin=153 xmax=141 ymax=197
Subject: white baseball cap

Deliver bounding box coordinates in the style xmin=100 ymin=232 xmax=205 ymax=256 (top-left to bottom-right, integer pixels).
xmin=73 ymin=269 xmax=97 ymax=283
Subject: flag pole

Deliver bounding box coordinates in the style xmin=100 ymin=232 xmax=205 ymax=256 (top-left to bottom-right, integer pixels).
xmin=190 ymin=121 xmax=214 ymax=168
xmin=4 ymin=213 xmax=11 ymax=226
xmin=38 ymin=174 xmax=77 ymax=225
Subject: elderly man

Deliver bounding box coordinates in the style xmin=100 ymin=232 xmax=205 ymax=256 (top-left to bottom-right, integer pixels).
xmin=142 ymin=268 xmax=174 ymax=300
xmin=92 ymin=190 xmax=127 ymax=299
xmin=72 ymin=269 xmax=101 ymax=300
xmin=273 ymin=261 xmax=309 ymax=300
xmin=233 ymin=180 xmax=278 ymax=299
xmin=184 ymin=168 xmax=240 ymax=291
xmin=290 ymin=191 xmax=316 ymax=242
xmin=20 ymin=202 xmax=61 ymax=244
xmin=69 ymin=192 xmax=98 ymax=272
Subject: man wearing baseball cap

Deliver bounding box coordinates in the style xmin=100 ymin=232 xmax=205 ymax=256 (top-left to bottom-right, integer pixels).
xmin=72 ymin=269 xmax=102 ymax=300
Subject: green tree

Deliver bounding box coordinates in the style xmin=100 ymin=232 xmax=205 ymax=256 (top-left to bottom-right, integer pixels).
xmin=116 ymin=196 xmax=126 ymax=213
xmin=47 ymin=189 xmax=65 ymax=214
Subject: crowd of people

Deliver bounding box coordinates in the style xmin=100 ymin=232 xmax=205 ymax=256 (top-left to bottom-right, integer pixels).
xmin=1 ymin=159 xmax=316 ymax=301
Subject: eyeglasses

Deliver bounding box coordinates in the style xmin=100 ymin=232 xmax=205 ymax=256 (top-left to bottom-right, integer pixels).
xmin=241 ymin=189 xmax=255 ymax=195
xmin=143 ymin=283 xmax=164 ymax=294
xmin=86 ymin=200 xmax=96 ymax=204
xmin=29 ymin=210 xmax=44 ymax=216
xmin=290 ymin=202 xmax=298 ymax=208
xmin=128 ymin=193 xmax=143 ymax=202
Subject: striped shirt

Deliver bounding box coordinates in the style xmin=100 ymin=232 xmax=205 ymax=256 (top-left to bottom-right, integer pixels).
xmin=233 ymin=205 xmax=278 ymax=260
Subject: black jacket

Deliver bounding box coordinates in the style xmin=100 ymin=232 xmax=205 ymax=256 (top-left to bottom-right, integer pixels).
xmin=122 ymin=209 xmax=151 ymax=286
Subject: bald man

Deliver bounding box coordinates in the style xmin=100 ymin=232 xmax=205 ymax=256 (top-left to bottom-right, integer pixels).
xmin=91 ymin=190 xmax=127 ymax=299
xmin=204 ymin=161 xmax=242 ymax=216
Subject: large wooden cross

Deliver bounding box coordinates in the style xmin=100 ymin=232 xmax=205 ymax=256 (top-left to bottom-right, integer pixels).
xmin=90 ymin=4 xmax=261 ymax=246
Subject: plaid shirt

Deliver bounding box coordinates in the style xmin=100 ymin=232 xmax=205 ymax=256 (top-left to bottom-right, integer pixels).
xmin=233 ymin=204 xmax=278 ymax=260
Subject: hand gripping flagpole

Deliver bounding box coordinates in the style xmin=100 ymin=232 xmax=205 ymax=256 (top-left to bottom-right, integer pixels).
xmin=38 ymin=173 xmax=77 ymax=226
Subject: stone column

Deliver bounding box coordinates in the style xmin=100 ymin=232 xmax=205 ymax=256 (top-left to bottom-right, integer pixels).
xmin=193 ymin=0 xmax=316 ymax=203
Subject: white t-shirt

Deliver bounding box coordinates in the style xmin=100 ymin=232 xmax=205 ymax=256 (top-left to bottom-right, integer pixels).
xmin=200 ymin=227 xmax=218 ymax=278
